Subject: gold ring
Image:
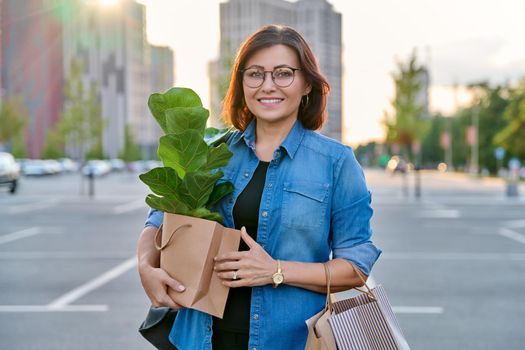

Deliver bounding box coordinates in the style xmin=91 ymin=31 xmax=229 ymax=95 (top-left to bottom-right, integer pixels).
xmin=232 ymin=271 xmax=238 ymax=280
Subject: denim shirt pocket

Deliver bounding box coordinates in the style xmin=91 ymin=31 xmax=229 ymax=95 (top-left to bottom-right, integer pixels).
xmin=282 ymin=181 xmax=330 ymax=229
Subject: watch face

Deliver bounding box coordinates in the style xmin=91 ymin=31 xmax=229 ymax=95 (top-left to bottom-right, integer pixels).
xmin=273 ymin=273 xmax=284 ymax=284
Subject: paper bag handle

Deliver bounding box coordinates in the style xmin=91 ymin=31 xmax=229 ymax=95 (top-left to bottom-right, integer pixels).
xmin=154 ymin=223 xmax=193 ymax=251
xmin=344 ymin=260 xmax=376 ymax=300
xmin=323 ymin=263 xmax=333 ymax=313
xmin=323 ymin=260 xmax=376 ymax=307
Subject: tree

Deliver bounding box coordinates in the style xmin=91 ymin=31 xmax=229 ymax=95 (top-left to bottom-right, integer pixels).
xmin=57 ymin=58 xmax=105 ymax=161
xmin=118 ymin=124 xmax=142 ymax=161
xmin=383 ymin=50 xmax=430 ymax=162
xmin=42 ymin=127 xmax=65 ymax=159
xmin=467 ymin=83 xmax=509 ymax=174
xmin=494 ymin=79 xmax=525 ymax=160
xmin=420 ymin=113 xmax=446 ymax=167
xmin=0 ymin=97 xmax=29 ymax=155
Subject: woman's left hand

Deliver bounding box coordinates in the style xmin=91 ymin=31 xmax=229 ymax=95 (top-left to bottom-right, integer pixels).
xmin=214 ymin=226 xmax=277 ymax=288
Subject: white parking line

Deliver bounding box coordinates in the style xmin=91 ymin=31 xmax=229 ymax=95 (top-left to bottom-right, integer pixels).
xmin=393 ymin=306 xmax=443 ymax=314
xmin=0 ymin=227 xmax=41 ymax=245
xmin=498 ymin=228 xmax=525 ymax=245
xmin=503 ymin=219 xmax=525 ymax=229
xmin=47 ymin=257 xmax=137 ymax=309
xmin=0 ymin=251 xmax=132 ymax=259
xmin=382 ymin=252 xmax=525 ymax=260
xmin=418 ymin=209 xmax=460 ymax=218
xmin=112 ymin=199 xmax=146 ymax=214
xmin=336 ymin=276 xmax=444 ymax=314
xmin=0 ymin=305 xmax=108 ymax=312
xmin=7 ymin=199 xmax=59 ymax=214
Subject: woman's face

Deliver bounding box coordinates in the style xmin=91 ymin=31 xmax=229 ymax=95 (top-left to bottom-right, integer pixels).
xmin=242 ymin=44 xmax=310 ymax=127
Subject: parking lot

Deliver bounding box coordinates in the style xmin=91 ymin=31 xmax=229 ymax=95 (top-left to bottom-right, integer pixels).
xmin=1 ymin=170 xmax=525 ymax=349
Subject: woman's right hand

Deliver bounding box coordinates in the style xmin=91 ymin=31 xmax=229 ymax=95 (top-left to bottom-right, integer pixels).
xmin=139 ymin=264 xmax=185 ymax=310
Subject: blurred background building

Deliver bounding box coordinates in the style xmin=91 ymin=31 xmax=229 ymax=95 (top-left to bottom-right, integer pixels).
xmin=0 ymin=0 xmax=65 ymax=159
xmin=209 ymin=0 xmax=342 ymax=141
xmin=0 ymin=0 xmax=174 ymax=159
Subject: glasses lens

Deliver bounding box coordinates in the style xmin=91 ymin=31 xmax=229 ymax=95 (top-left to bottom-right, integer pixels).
xmin=273 ymin=67 xmax=294 ymax=87
xmin=243 ymin=69 xmax=264 ymax=88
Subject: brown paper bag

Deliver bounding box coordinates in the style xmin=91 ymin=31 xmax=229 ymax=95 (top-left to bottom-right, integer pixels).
xmin=305 ymin=263 xmax=337 ymax=350
xmin=154 ymin=213 xmax=241 ymax=318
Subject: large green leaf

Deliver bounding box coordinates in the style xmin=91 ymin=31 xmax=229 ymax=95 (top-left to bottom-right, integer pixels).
xmin=187 ymin=207 xmax=224 ymax=224
xmin=177 ymin=171 xmax=223 ymax=210
xmin=206 ymin=181 xmax=234 ymax=208
xmin=139 ymin=167 xmax=181 ymax=197
xmin=145 ymin=194 xmax=189 ymax=215
xmin=204 ymin=127 xmax=234 ymax=146
xmin=148 ymin=88 xmax=202 ymax=133
xmin=158 ymin=131 xmax=208 ymax=178
xmin=165 ymin=107 xmax=209 ymax=136
xmin=205 ymin=143 xmax=233 ymax=171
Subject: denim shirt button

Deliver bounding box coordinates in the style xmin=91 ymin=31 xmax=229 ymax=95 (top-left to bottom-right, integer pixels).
xmin=261 ymin=211 xmax=268 ymax=218
xmin=253 ymin=313 xmax=259 ymax=320
xmin=244 ymin=172 xmax=250 ymax=178
xmin=267 ymin=183 xmax=273 ymax=188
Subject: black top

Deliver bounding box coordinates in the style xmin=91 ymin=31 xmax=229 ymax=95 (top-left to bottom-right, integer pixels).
xmin=213 ymin=161 xmax=270 ymax=332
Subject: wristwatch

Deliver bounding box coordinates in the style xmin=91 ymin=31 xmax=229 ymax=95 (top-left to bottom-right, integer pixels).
xmin=272 ymin=259 xmax=284 ymax=288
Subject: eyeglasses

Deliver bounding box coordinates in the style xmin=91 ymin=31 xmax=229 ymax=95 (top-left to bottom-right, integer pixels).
xmin=241 ymin=66 xmax=301 ymax=88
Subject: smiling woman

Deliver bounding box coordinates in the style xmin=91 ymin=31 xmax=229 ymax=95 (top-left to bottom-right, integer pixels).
xmin=138 ymin=25 xmax=381 ymax=350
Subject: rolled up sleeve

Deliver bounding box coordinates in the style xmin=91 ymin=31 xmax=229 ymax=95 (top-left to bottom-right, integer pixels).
xmin=330 ymin=148 xmax=381 ymax=276
xmin=144 ymin=208 xmax=164 ymax=228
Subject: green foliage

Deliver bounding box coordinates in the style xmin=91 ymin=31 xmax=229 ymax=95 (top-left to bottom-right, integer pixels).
xmin=42 ymin=127 xmax=66 ymax=159
xmin=140 ymin=88 xmax=235 ymax=224
xmin=0 ymin=97 xmax=28 ymax=148
xmin=119 ymin=124 xmax=143 ymax=161
xmin=383 ymin=50 xmax=430 ymax=162
xmin=494 ymin=79 xmax=525 ymax=160
xmin=56 ymin=58 xmax=106 ymax=161
xmin=420 ymin=114 xmax=445 ymax=166
xmin=10 ymin=133 xmax=28 ymax=158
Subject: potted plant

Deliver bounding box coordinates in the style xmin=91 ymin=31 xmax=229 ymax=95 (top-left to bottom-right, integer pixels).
xmin=139 ymin=87 xmax=241 ymax=318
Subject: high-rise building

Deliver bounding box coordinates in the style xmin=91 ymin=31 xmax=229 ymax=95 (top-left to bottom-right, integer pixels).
xmin=147 ymin=44 xmax=175 ymax=157
xmin=1 ymin=0 xmax=169 ymax=159
xmin=1 ymin=0 xmax=64 ymax=158
xmin=63 ymin=0 xmax=152 ymax=159
xmin=210 ymin=0 xmax=342 ymax=141
xmin=295 ymin=0 xmax=342 ymax=140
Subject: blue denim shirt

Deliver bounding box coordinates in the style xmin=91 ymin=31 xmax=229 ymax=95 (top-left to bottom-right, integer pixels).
xmin=144 ymin=120 xmax=381 ymax=350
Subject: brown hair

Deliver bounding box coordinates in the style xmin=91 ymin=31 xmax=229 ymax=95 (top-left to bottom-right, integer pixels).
xmin=223 ymin=25 xmax=330 ymax=131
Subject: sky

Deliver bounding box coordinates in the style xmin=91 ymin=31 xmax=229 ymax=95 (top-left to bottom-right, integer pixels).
xmin=135 ymin=0 xmax=525 ymax=146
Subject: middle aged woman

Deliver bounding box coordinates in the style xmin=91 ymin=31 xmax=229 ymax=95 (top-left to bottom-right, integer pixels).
xmin=138 ymin=24 xmax=381 ymax=350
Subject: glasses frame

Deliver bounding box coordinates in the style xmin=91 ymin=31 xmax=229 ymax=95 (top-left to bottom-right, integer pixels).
xmin=241 ymin=66 xmax=302 ymax=88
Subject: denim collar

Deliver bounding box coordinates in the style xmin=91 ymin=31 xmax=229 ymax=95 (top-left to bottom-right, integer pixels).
xmin=231 ymin=119 xmax=305 ymax=160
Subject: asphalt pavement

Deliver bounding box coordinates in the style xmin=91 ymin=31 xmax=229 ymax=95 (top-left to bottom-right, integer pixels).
xmin=1 ymin=169 xmax=524 ymax=349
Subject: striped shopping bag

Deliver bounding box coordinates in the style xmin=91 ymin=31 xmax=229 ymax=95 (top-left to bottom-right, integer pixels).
xmin=305 ymin=262 xmax=410 ymax=350
xmin=328 ymin=284 xmax=410 ymax=350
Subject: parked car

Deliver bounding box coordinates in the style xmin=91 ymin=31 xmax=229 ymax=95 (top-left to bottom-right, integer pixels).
xmin=22 ymin=159 xmax=62 ymax=176
xmin=82 ymin=160 xmax=111 ymax=177
xmin=43 ymin=159 xmax=62 ymax=174
xmin=58 ymin=158 xmax=79 ymax=172
xmin=0 ymin=152 xmax=21 ymax=194
xmin=109 ymin=158 xmax=126 ymax=172
xmin=127 ymin=160 xmax=161 ymax=173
